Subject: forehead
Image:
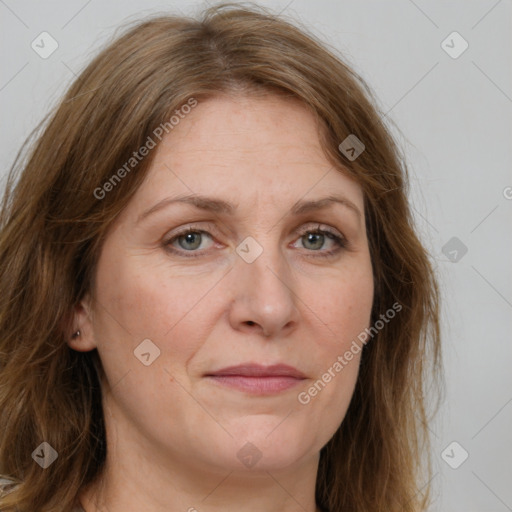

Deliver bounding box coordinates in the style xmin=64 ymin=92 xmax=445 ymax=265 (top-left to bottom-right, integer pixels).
xmin=130 ymin=95 xmax=364 ymax=216
xmin=161 ymin=94 xmax=327 ymax=164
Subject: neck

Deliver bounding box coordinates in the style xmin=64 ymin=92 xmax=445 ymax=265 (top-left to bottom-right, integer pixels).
xmin=79 ymin=458 xmax=323 ymax=512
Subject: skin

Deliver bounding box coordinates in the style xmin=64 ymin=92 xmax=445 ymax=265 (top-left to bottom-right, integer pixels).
xmin=69 ymin=94 xmax=374 ymax=512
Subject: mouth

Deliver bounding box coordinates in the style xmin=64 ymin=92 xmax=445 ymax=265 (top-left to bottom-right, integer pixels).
xmin=204 ymin=363 xmax=306 ymax=395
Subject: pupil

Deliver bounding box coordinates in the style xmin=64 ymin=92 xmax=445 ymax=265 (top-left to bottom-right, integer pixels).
xmin=178 ymin=232 xmax=326 ymax=252
xmin=180 ymin=232 xmax=201 ymax=250
xmin=305 ymin=233 xmax=323 ymax=250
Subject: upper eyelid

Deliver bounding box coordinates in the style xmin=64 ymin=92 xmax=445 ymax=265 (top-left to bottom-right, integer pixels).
xmin=162 ymin=222 xmax=351 ymax=261
xmin=163 ymin=225 xmax=348 ymax=259
xmin=165 ymin=221 xmax=345 ymax=241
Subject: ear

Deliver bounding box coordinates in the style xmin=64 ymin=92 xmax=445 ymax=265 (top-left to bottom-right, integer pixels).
xmin=67 ymin=294 xmax=97 ymax=352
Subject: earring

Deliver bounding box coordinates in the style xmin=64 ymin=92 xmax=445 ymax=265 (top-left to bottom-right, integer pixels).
xmin=71 ymin=330 xmax=81 ymax=339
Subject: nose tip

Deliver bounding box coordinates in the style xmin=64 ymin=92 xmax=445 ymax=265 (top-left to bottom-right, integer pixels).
xmin=229 ymin=243 xmax=300 ymax=339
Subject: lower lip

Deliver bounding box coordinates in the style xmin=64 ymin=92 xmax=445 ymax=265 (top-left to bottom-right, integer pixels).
xmin=206 ymin=375 xmax=304 ymax=394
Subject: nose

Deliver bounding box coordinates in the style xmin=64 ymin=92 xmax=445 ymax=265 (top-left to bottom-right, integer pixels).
xmin=227 ymin=241 xmax=300 ymax=339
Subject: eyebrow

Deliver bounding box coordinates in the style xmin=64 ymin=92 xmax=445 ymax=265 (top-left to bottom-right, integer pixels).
xmin=137 ymin=193 xmax=362 ymax=224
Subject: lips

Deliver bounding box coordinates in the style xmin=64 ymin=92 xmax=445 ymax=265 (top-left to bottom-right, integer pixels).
xmin=204 ymin=363 xmax=306 ymax=395
xmin=205 ymin=363 xmax=306 ymax=379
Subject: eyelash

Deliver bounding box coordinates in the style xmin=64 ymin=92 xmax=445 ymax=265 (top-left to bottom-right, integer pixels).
xmin=163 ymin=223 xmax=348 ymax=259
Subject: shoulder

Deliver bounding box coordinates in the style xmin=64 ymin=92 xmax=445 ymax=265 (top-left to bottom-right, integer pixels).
xmin=0 ymin=477 xmax=17 ymax=510
xmin=0 ymin=478 xmax=84 ymax=511
xmin=0 ymin=476 xmax=17 ymax=493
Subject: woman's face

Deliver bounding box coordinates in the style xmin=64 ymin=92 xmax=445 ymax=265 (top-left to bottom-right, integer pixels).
xmin=73 ymin=95 xmax=374 ymax=475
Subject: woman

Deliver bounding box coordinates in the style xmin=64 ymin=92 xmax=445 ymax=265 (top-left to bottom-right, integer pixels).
xmin=0 ymin=3 xmax=442 ymax=511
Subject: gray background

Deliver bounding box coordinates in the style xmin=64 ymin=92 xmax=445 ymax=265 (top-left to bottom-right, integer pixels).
xmin=1 ymin=1 xmax=511 ymax=510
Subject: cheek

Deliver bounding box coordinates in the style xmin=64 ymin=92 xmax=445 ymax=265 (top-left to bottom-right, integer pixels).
xmin=95 ymin=248 xmax=191 ymax=335
xmin=312 ymin=260 xmax=374 ymax=347
xmin=92 ymin=250 xmax=218 ymax=376
xmin=296 ymin=260 xmax=373 ymax=428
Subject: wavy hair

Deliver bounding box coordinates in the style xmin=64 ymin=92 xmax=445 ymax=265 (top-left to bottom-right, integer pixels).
xmin=0 ymin=3 xmax=442 ymax=511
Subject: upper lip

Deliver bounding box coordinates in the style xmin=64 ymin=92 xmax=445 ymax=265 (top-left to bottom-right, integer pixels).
xmin=205 ymin=363 xmax=306 ymax=379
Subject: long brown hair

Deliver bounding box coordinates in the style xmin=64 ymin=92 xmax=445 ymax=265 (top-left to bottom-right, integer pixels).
xmin=0 ymin=3 xmax=442 ymax=511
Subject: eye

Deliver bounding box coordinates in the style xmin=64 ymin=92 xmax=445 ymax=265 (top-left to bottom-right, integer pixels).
xmin=164 ymin=226 xmax=215 ymax=256
xmin=292 ymin=223 xmax=347 ymax=258
xmin=163 ymin=223 xmax=348 ymax=259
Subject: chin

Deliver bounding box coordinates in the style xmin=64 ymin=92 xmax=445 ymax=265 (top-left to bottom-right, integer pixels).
xmin=202 ymin=419 xmax=317 ymax=472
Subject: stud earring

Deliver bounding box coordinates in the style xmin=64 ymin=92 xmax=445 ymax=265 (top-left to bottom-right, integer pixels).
xmin=71 ymin=330 xmax=81 ymax=339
